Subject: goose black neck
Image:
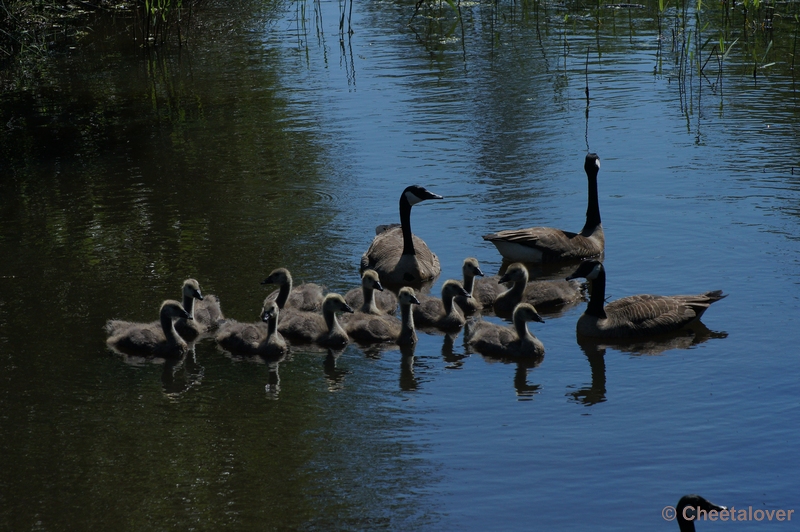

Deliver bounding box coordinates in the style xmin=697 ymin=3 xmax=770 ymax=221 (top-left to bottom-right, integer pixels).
xmin=399 ymin=194 xmax=416 ymax=256
xmin=585 ymin=267 xmax=607 ymax=319
xmin=182 ymin=293 xmax=196 ymax=316
xmin=323 ymin=307 xmax=338 ymax=331
xmin=462 ymin=274 xmax=475 ymax=295
xmin=267 ymin=314 xmax=278 ymax=337
xmin=276 ymin=280 xmax=292 ymax=309
xmin=160 ymin=313 xmax=179 ymax=345
xmin=362 ymin=285 xmax=377 ymax=313
xmin=580 ymin=167 xmax=602 ymax=235
xmin=399 ymin=303 xmax=417 ymax=345
xmin=513 ymin=314 xmax=532 ymax=341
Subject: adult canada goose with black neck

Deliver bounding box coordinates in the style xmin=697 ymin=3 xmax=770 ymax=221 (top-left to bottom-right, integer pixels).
xmin=483 ymin=153 xmax=604 ymax=263
xmin=360 ymin=185 xmax=443 ymax=286
xmin=566 ymin=260 xmax=726 ymax=339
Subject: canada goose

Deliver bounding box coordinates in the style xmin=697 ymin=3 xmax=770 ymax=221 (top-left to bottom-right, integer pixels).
xmin=566 ymin=260 xmax=727 ymax=338
xmin=105 ymin=279 xmax=222 ymax=342
xmin=106 ymin=300 xmax=192 ymax=358
xmin=676 ymin=495 xmax=726 ymax=532
xmin=344 ymin=269 xmax=398 ymax=315
xmin=453 ymin=257 xmax=504 ymax=314
xmin=465 ymin=303 xmax=545 ymax=358
xmin=215 ymin=301 xmax=289 ymax=358
xmin=278 ymin=293 xmax=354 ymax=348
xmin=412 ymin=279 xmax=470 ymax=332
xmin=261 ymin=267 xmax=325 ymax=312
xmin=345 ymin=286 xmax=421 ymax=345
xmin=493 ymin=262 xmax=585 ymax=315
xmin=483 ymin=153 xmax=604 ymax=263
xmin=360 ymin=185 xmax=443 ymax=286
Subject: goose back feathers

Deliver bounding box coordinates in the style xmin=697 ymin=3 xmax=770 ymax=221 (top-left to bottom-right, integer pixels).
xmin=566 ymin=260 xmax=727 ymax=338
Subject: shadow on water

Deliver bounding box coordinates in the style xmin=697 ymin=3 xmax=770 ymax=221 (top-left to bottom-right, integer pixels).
xmin=567 ymin=322 xmax=729 ymax=406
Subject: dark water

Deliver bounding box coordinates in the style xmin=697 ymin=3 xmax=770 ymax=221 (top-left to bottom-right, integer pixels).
xmin=1 ymin=1 xmax=799 ymax=530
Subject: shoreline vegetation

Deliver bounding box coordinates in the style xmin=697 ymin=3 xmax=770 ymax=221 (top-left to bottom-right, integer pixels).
xmin=1 ymin=0 xmax=797 ymax=86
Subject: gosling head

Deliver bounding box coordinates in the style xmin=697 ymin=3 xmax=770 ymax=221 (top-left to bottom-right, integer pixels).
xmin=441 ymin=279 xmax=470 ymax=300
xmin=261 ymin=300 xmax=280 ymax=323
xmin=322 ymin=293 xmax=354 ymax=315
xmin=398 ymin=286 xmax=421 ymax=307
xmin=402 ymin=185 xmax=443 ymax=207
xmin=161 ymin=300 xmax=192 ymax=320
xmin=361 ymin=269 xmax=384 ymax=292
xmin=261 ymin=267 xmax=291 ymax=286
xmin=499 ymin=263 xmax=529 ymax=284
xmin=182 ymin=279 xmax=204 ymax=301
xmin=462 ymin=257 xmax=484 ymax=278
xmin=566 ymin=260 xmax=604 ymax=282
xmin=514 ymin=303 xmax=544 ymax=324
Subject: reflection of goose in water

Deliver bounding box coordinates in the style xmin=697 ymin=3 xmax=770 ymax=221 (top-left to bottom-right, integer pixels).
xmin=566 ymin=260 xmax=727 ymax=339
xmin=568 ymin=322 xmax=727 ymax=407
xmin=484 ymin=153 xmax=604 ymax=263
xmin=398 ymin=343 xmax=418 ymax=392
xmin=261 ymin=267 xmax=325 ymax=312
xmin=106 ymin=300 xmax=192 ymax=358
xmin=360 ymin=185 xmax=443 ymax=286
xmin=323 ymin=349 xmax=350 ymax=392
xmin=493 ymin=262 xmax=585 ymax=317
xmin=676 ymin=494 xmax=726 ymax=532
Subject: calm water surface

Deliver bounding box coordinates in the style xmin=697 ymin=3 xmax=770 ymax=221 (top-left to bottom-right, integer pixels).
xmin=1 ymin=0 xmax=798 ymax=530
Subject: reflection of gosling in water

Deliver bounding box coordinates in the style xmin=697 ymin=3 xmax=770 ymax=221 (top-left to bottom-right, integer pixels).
xmin=105 ymin=279 xmax=223 ymax=342
xmin=344 ymin=269 xmax=397 ymax=315
xmin=346 ymin=286 xmax=421 ymax=345
xmin=279 ymin=293 xmax=354 ymax=349
xmin=413 ymin=279 xmax=470 ymax=332
xmin=215 ymin=300 xmax=289 ymax=358
xmin=261 ymin=267 xmax=325 ymax=312
xmin=466 ymin=303 xmax=545 ymax=358
xmin=106 ymin=300 xmax=192 ymax=358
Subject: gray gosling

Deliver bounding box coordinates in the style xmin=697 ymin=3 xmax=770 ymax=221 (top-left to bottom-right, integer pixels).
xmin=360 ymin=185 xmax=443 ymax=286
xmin=493 ymin=262 xmax=584 ymax=315
xmin=566 ymin=260 xmax=727 ymax=339
xmin=483 ymin=153 xmax=604 ymax=263
xmin=105 ymin=278 xmax=222 ymax=342
xmin=412 ymin=279 xmax=470 ymax=332
xmin=344 ymin=269 xmax=398 ymax=315
xmin=465 ymin=303 xmax=545 ymax=358
xmin=454 ymin=257 xmax=505 ymax=314
xmin=106 ymin=300 xmax=192 ymax=358
xmin=346 ymin=286 xmax=420 ymax=345
xmin=278 ymin=293 xmax=354 ymax=349
xmin=215 ymin=300 xmax=289 ymax=359
xmin=261 ymin=267 xmax=325 ymax=312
